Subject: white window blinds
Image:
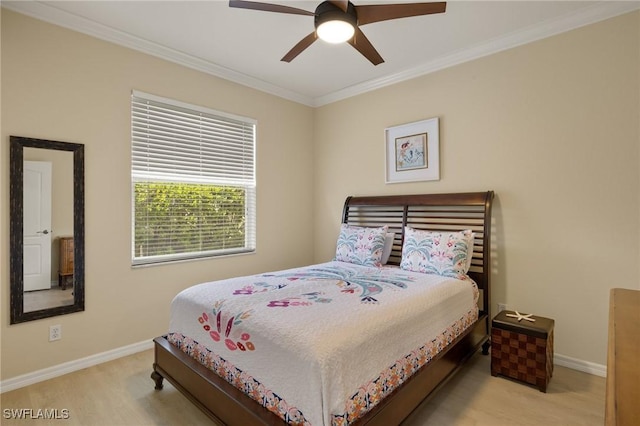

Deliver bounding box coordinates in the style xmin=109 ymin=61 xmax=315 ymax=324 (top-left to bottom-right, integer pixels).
xmin=131 ymin=91 xmax=256 ymax=265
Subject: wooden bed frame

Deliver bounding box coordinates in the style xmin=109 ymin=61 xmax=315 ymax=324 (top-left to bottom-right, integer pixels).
xmin=152 ymin=191 xmax=494 ymax=425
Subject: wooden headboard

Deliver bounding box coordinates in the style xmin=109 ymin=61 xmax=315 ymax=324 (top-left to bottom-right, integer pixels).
xmin=342 ymin=191 xmax=494 ymax=315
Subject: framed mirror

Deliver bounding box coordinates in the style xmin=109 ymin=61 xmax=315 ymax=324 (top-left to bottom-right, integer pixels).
xmin=10 ymin=136 xmax=84 ymax=324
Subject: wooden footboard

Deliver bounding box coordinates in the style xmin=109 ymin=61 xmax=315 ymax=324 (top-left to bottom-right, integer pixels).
xmin=152 ymin=335 xmax=283 ymax=425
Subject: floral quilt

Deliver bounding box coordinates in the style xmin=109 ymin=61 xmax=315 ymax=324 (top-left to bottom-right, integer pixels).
xmin=168 ymin=261 xmax=478 ymax=425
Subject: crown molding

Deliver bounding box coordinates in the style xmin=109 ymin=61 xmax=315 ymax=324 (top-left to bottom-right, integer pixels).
xmin=1 ymin=1 xmax=316 ymax=107
xmin=3 ymin=1 xmax=639 ymax=108
xmin=313 ymin=1 xmax=640 ymax=106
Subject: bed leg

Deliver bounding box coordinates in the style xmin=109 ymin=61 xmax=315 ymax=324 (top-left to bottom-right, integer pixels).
xmin=151 ymin=367 xmax=164 ymax=390
xmin=481 ymin=340 xmax=490 ymax=355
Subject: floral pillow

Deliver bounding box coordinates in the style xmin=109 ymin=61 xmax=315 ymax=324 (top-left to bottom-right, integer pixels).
xmin=400 ymin=227 xmax=474 ymax=278
xmin=335 ymin=224 xmax=389 ymax=267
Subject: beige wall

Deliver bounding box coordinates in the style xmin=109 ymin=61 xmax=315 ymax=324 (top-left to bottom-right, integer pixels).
xmin=2 ymin=8 xmax=639 ymax=382
xmin=1 ymin=10 xmax=314 ymax=380
xmin=313 ymin=12 xmax=640 ymax=366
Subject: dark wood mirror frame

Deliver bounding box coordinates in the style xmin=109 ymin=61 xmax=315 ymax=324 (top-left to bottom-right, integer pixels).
xmin=10 ymin=136 xmax=85 ymax=324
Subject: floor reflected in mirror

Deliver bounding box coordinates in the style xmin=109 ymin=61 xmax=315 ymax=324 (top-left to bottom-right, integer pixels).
xmin=23 ymin=287 xmax=73 ymax=312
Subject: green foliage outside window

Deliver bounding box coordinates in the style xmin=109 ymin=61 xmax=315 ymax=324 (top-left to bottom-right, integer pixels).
xmin=134 ymin=182 xmax=246 ymax=257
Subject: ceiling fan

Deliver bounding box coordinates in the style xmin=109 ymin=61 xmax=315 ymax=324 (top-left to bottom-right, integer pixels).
xmin=229 ymin=0 xmax=446 ymax=65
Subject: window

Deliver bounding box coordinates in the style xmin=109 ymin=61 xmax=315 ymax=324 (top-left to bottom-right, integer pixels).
xmin=131 ymin=91 xmax=256 ymax=266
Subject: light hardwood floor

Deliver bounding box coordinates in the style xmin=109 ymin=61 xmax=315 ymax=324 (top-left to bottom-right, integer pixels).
xmin=0 ymin=349 xmax=604 ymax=425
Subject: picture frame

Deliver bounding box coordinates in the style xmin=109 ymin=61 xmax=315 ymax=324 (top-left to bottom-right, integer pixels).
xmin=385 ymin=117 xmax=439 ymax=183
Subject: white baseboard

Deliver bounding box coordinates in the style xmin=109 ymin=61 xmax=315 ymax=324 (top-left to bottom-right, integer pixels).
xmin=555 ymin=353 xmax=607 ymax=377
xmin=0 ymin=341 xmax=607 ymax=393
xmin=0 ymin=339 xmax=154 ymax=393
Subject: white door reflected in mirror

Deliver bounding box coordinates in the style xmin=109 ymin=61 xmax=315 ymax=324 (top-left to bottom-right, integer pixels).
xmin=23 ymin=160 xmax=52 ymax=292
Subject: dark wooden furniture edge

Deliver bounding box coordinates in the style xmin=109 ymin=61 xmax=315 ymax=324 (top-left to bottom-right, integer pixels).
xmin=152 ymin=191 xmax=494 ymax=425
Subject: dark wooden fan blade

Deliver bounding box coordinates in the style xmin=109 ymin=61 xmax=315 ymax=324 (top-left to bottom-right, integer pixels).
xmin=229 ymin=0 xmax=314 ymax=16
xmin=355 ymin=2 xmax=446 ymax=25
xmin=281 ymin=32 xmax=317 ymax=62
xmin=329 ymin=1 xmax=349 ymax=12
xmin=347 ymin=27 xmax=384 ymax=65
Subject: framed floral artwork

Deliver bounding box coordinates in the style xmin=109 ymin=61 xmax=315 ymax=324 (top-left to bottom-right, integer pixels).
xmin=385 ymin=117 xmax=439 ymax=183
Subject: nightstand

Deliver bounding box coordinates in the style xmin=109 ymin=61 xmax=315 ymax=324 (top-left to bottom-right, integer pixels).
xmin=491 ymin=310 xmax=554 ymax=392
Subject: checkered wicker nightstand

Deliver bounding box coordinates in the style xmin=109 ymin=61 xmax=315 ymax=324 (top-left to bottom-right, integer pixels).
xmin=490 ymin=310 xmax=554 ymax=392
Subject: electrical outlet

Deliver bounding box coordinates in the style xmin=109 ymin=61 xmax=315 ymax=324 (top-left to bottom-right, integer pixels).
xmin=49 ymin=325 xmax=62 ymax=341
xmin=497 ymin=303 xmax=507 ymax=313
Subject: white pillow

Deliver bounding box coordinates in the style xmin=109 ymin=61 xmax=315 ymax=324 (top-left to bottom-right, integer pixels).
xmin=381 ymin=233 xmax=395 ymax=264
xmin=465 ymin=232 xmax=475 ymax=272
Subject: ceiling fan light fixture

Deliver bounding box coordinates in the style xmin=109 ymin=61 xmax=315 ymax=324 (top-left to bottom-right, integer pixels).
xmin=314 ymin=1 xmax=357 ymax=44
xmin=317 ymin=19 xmax=355 ymax=43
xmin=230 ymin=0 xmax=448 ymax=65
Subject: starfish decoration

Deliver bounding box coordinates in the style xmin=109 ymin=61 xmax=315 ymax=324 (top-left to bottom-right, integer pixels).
xmin=506 ymin=311 xmax=536 ymax=322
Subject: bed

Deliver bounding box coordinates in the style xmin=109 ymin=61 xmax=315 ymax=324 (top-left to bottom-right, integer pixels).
xmin=152 ymin=191 xmax=494 ymax=425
